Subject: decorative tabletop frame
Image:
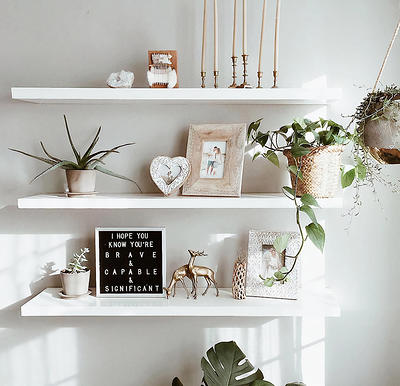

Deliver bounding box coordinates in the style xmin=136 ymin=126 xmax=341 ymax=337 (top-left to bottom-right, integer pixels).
xmin=246 ymin=230 xmax=301 ymax=300
xmin=182 ymin=123 xmax=246 ymax=197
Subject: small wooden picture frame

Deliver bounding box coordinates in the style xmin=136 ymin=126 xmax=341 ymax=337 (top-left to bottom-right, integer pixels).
xmin=182 ymin=123 xmax=246 ymax=197
xmin=95 ymin=227 xmax=166 ymax=297
xmin=148 ymin=50 xmax=179 ymax=88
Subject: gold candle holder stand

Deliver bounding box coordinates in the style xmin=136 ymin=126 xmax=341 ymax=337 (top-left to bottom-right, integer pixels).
xmin=229 ymin=56 xmax=238 ymax=88
xmin=237 ymin=54 xmax=252 ymax=88
xmin=214 ymin=71 xmax=219 ymax=88
xmin=272 ymin=70 xmax=278 ymax=88
xmin=257 ymin=71 xmax=263 ymax=88
xmin=201 ymin=71 xmax=206 ymax=88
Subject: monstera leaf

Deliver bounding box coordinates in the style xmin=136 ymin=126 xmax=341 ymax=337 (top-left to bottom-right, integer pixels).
xmin=172 ymin=377 xmax=184 ymax=386
xmin=201 ymin=341 xmax=267 ymax=386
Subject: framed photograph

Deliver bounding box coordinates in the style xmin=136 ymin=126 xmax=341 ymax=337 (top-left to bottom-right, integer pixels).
xmin=95 ymin=227 xmax=166 ymax=297
xmin=182 ymin=123 xmax=246 ymax=197
xmin=246 ymin=230 xmax=301 ymax=300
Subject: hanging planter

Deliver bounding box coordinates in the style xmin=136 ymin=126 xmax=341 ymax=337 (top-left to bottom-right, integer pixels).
xmin=356 ymin=89 xmax=400 ymax=164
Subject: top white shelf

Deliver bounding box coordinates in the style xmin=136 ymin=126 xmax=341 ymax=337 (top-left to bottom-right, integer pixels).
xmin=11 ymin=87 xmax=342 ymax=105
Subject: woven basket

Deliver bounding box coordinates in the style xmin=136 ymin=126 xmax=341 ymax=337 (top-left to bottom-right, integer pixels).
xmin=284 ymin=145 xmax=343 ymax=198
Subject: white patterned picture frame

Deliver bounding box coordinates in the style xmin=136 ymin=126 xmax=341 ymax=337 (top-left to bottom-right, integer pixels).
xmin=246 ymin=230 xmax=301 ymax=300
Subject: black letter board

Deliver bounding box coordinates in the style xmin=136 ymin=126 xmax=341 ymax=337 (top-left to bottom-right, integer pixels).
xmin=95 ymin=227 xmax=166 ymax=297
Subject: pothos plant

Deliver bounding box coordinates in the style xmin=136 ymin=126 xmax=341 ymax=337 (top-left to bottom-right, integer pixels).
xmin=248 ymin=118 xmax=362 ymax=287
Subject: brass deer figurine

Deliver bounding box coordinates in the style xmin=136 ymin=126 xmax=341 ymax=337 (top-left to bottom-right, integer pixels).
xmin=163 ymin=264 xmax=194 ymax=299
xmin=188 ymin=249 xmax=219 ymax=299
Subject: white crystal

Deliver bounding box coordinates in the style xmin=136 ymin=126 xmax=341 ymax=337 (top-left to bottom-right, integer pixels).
xmin=106 ymin=70 xmax=134 ymax=88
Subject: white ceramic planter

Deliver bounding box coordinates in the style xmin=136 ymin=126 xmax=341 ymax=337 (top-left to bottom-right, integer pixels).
xmin=60 ymin=270 xmax=90 ymax=296
xmin=66 ymin=170 xmax=96 ymax=193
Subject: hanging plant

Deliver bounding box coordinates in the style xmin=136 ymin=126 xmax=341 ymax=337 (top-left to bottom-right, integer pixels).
xmin=247 ymin=118 xmax=359 ymax=286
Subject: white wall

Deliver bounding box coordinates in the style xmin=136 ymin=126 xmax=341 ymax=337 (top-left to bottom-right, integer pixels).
xmin=0 ymin=1 xmax=400 ymax=385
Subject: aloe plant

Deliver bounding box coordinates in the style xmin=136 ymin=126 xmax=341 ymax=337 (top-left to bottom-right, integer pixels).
xmin=9 ymin=115 xmax=142 ymax=192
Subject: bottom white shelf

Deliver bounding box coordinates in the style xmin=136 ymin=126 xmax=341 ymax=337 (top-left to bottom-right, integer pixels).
xmin=21 ymin=287 xmax=340 ymax=317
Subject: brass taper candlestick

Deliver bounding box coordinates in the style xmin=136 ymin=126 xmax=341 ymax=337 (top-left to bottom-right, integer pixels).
xmin=272 ymin=70 xmax=278 ymax=88
xmin=237 ymin=54 xmax=252 ymax=88
xmin=229 ymin=56 xmax=238 ymax=88
xmin=201 ymin=71 xmax=206 ymax=88
xmin=257 ymin=71 xmax=263 ymax=88
xmin=213 ymin=71 xmax=219 ymax=88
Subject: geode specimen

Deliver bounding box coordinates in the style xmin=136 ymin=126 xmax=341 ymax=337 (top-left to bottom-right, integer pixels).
xmin=106 ymin=70 xmax=134 ymax=88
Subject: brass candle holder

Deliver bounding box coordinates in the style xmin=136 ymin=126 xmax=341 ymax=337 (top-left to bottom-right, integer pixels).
xmin=272 ymin=70 xmax=278 ymax=88
xmin=237 ymin=54 xmax=252 ymax=88
xmin=257 ymin=71 xmax=263 ymax=88
xmin=229 ymin=56 xmax=238 ymax=88
xmin=201 ymin=71 xmax=206 ymax=88
xmin=214 ymin=71 xmax=219 ymax=88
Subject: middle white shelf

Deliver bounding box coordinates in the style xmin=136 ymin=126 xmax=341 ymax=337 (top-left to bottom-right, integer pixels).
xmin=17 ymin=193 xmax=343 ymax=209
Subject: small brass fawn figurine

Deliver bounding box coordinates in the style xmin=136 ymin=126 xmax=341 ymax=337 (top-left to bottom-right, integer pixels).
xmin=163 ymin=264 xmax=195 ymax=299
xmin=188 ymin=250 xmax=219 ymax=299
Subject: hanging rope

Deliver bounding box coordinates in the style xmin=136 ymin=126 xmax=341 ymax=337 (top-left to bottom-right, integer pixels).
xmin=372 ymin=18 xmax=400 ymax=93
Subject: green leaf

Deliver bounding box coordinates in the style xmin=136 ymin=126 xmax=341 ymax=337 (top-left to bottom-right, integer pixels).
xmin=9 ymin=148 xmax=57 ymax=166
xmin=264 ymin=278 xmax=275 ymax=287
xmin=30 ymin=160 xmax=79 ymax=183
xmin=264 ymin=150 xmax=279 ymax=167
xmin=291 ymin=144 xmax=311 ymax=158
xmin=287 ymin=165 xmax=303 ymax=181
xmin=250 ymin=380 xmax=274 ymax=386
xmin=201 ymin=341 xmax=264 ymax=386
xmin=94 ymin=165 xmax=142 ymax=193
xmin=356 ymin=163 xmax=367 ymax=180
xmin=80 ymin=126 xmax=102 ymax=165
xmin=96 ymin=143 xmax=135 ymax=161
xmin=279 ymin=266 xmax=289 ymax=274
xmin=341 ymin=167 xmax=356 ymax=188
xmin=274 ymin=271 xmax=284 ymax=280
xmin=282 ymin=186 xmax=295 ymax=198
xmin=40 ymin=142 xmax=62 ymax=162
xmin=252 ymin=152 xmax=261 ymax=161
xmin=305 ymin=223 xmax=325 ymax=252
xmin=172 ymin=377 xmax=184 ymax=386
xmin=300 ymin=205 xmax=318 ymax=224
xmin=273 ymin=234 xmax=290 ymax=253
xmin=247 ymin=119 xmax=263 ymax=140
xmin=63 ymin=115 xmax=81 ymax=164
xmin=300 ymin=193 xmax=320 ymax=207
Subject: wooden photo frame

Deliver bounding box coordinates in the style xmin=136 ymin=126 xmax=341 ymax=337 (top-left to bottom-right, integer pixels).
xmin=182 ymin=123 xmax=246 ymax=197
xmin=246 ymin=230 xmax=301 ymax=300
xmin=95 ymin=227 xmax=166 ymax=298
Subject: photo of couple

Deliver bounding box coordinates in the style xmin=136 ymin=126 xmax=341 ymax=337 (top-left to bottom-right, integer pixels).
xmin=200 ymin=141 xmax=226 ymax=179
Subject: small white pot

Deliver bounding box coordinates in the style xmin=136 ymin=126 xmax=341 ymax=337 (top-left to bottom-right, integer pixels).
xmin=60 ymin=270 xmax=90 ymax=296
xmin=66 ymin=170 xmax=96 ymax=193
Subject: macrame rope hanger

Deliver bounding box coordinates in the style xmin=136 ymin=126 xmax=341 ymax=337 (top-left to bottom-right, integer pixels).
xmin=372 ymin=18 xmax=400 ymax=93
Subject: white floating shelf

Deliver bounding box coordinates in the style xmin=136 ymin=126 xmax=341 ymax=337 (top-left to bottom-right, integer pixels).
xmin=11 ymin=87 xmax=342 ymax=105
xmin=21 ymin=287 xmax=340 ymax=317
xmin=17 ymin=193 xmax=343 ymax=209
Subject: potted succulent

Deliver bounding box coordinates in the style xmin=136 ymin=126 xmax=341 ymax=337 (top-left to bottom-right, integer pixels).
xmin=172 ymin=340 xmax=304 ymax=386
xmin=9 ymin=115 xmax=142 ymax=195
xmin=247 ymin=118 xmax=359 ymax=286
xmin=60 ymin=248 xmax=90 ymax=297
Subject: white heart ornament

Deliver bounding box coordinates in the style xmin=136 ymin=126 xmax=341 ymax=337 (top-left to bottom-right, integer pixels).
xmin=150 ymin=156 xmax=191 ymax=196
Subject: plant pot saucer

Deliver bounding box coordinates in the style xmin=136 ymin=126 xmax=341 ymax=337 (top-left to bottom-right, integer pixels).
xmin=66 ymin=191 xmax=98 ymax=197
xmin=58 ymin=290 xmax=92 ymax=299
